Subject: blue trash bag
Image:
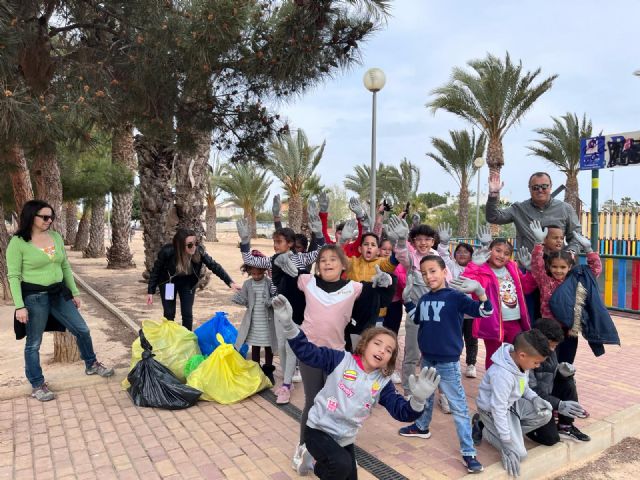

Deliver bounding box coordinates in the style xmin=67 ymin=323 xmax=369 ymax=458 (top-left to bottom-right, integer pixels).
xmin=195 ymin=312 xmax=248 ymax=357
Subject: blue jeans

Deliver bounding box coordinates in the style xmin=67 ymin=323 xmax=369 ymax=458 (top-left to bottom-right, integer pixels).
xmin=415 ymin=358 xmax=476 ymax=457
xmin=24 ymin=292 xmax=97 ymax=388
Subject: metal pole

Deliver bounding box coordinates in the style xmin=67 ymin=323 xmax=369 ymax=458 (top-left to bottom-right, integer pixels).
xmin=475 ymin=168 xmax=481 ymax=238
xmin=610 ymin=169 xmax=614 ymax=208
xmin=590 ymin=169 xmax=599 ymax=252
xmin=369 ymin=91 xmax=377 ymax=226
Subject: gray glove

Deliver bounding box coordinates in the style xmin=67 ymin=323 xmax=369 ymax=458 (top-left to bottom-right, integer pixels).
xmin=557 ymin=362 xmax=576 ymax=378
xmin=529 ymin=220 xmax=548 ymax=244
xmin=371 ymin=265 xmax=392 ymax=288
xmin=236 ymin=218 xmax=250 ymax=244
xmin=339 ymin=219 xmax=358 ymax=245
xmin=408 ymin=367 xmax=440 ymax=411
xmin=437 ymin=223 xmax=451 ymax=245
xmin=411 ymin=213 xmax=421 ymax=228
xmin=349 ymin=197 xmax=366 ymax=220
xmin=271 ymin=294 xmax=299 ymax=339
xmin=388 ymin=215 xmax=409 ymax=248
xmin=500 ymin=444 xmax=521 ymax=477
xmin=477 ymin=224 xmax=492 ymax=247
xmin=402 ymin=270 xmax=425 ymax=305
xmin=532 ymin=396 xmax=553 ymax=414
xmin=472 ymin=247 xmax=491 ymax=266
xmin=307 ymin=199 xmax=322 ymax=236
xmin=449 ymin=277 xmax=486 ymax=298
xmin=274 ymin=251 xmax=298 ymax=278
xmin=516 ymin=246 xmax=532 ymax=271
xmin=272 ymin=194 xmax=281 ymax=218
xmin=318 ymin=191 xmax=329 ymax=213
xmin=573 ymin=232 xmax=592 ymax=253
xmin=558 ymin=400 xmax=586 ymax=419
xmin=360 ymin=205 xmax=371 ymax=232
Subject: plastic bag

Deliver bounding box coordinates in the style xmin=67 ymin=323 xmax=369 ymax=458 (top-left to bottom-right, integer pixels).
xmin=127 ymin=330 xmax=202 ymax=409
xmin=187 ymin=334 xmax=272 ymax=404
xmin=195 ymin=312 xmax=248 ymax=357
xmin=183 ymin=354 xmax=206 ymax=378
xmin=122 ymin=318 xmax=201 ymax=389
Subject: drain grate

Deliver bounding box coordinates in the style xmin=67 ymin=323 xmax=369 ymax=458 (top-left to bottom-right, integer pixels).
xmin=259 ymin=390 xmax=408 ymax=480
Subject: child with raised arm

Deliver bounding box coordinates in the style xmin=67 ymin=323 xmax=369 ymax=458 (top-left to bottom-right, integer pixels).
xmin=472 ymin=330 xmax=554 ymax=478
xmin=398 ymin=255 xmax=493 ymax=474
xmin=272 ymin=294 xmax=440 ymax=479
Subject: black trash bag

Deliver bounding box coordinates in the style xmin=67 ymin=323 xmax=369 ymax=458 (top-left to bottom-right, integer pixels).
xmin=127 ymin=329 xmax=202 ymax=409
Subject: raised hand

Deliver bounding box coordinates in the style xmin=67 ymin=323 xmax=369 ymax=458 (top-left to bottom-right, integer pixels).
xmin=236 ymin=218 xmax=250 ymax=244
xmin=411 ymin=213 xmax=421 ymax=228
xmin=516 ymin=246 xmax=532 ymax=271
xmin=477 ymin=224 xmax=492 ymax=247
xmin=307 ymin=199 xmax=322 ymax=236
xmin=272 ymin=194 xmax=281 ymax=218
xmin=274 ymin=251 xmax=299 ymax=278
xmin=339 ymin=219 xmax=358 ymax=245
xmin=348 ymin=197 xmax=366 ymax=220
xmin=408 ymin=367 xmax=440 ymax=411
xmin=271 ymin=295 xmax=299 ymax=339
xmin=449 ymin=277 xmax=486 ymax=298
xmin=318 ymin=191 xmax=330 ymax=213
xmin=472 ymin=247 xmax=491 ymax=266
xmin=437 ymin=223 xmax=452 ymax=245
xmin=387 ymin=214 xmax=409 ymax=247
xmin=573 ymin=232 xmax=592 ymax=253
xmin=529 ymin=220 xmax=548 ymax=244
xmin=372 ymin=265 xmax=392 ymax=288
xmin=488 ymin=174 xmax=504 ymax=195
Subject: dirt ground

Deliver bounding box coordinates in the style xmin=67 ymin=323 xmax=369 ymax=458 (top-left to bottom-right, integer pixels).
xmin=553 ymin=436 xmax=640 ymax=479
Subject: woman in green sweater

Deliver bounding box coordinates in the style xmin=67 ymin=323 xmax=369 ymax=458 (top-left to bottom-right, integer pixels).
xmin=7 ymin=200 xmax=114 ymax=402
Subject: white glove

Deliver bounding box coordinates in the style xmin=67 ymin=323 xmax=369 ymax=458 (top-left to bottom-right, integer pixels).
xmin=516 ymin=246 xmax=532 ymax=271
xmin=558 ymin=400 xmax=586 ymax=419
xmin=449 ymin=277 xmax=486 ymax=297
xmin=472 ymin=247 xmax=491 ymax=266
xmin=349 ymin=197 xmax=366 ymax=220
xmin=557 ymin=362 xmax=576 ymax=378
xmin=387 ymin=215 xmax=409 ymax=248
xmin=272 ymin=194 xmax=281 ymax=218
xmin=318 ymin=191 xmax=329 ymax=213
xmin=437 ymin=223 xmax=451 ymax=245
xmin=339 ymin=219 xmax=358 ymax=245
xmin=500 ymin=444 xmax=520 ymax=477
xmin=477 ymin=224 xmax=492 ymax=247
xmin=236 ymin=218 xmax=251 ymax=244
xmin=271 ymin=295 xmax=299 ymax=339
xmin=408 ymin=367 xmax=440 ymax=411
xmin=372 ymin=265 xmax=392 ymax=288
xmin=274 ymin=251 xmax=298 ymax=278
xmin=573 ymin=232 xmax=592 ymax=253
xmin=529 ymin=220 xmax=548 ymax=244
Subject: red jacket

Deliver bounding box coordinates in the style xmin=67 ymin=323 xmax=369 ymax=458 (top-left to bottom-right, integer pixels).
xmin=320 ymin=211 xmax=362 ymax=258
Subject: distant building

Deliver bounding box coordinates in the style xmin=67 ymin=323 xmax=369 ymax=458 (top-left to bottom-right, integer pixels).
xmin=216 ymin=201 xmax=244 ymax=218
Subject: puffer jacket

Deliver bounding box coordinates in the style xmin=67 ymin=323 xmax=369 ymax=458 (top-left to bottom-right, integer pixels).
xmin=528 ymin=350 xmax=560 ymax=410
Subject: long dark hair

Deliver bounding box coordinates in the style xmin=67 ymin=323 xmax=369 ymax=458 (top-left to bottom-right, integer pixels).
xmin=15 ymin=200 xmax=55 ymax=242
xmin=173 ymin=228 xmax=200 ymax=274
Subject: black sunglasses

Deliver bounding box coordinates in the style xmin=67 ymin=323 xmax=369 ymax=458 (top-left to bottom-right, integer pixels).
xmin=35 ymin=214 xmax=55 ymax=222
xmin=186 ymin=242 xmax=199 ymax=248
xmin=529 ymin=184 xmax=550 ymax=192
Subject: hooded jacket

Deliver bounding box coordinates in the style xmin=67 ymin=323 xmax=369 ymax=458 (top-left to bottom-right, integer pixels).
xmin=476 ymin=344 xmax=539 ymax=442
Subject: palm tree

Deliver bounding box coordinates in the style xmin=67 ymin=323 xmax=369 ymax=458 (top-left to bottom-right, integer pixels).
xmin=266 ymin=130 xmax=324 ymax=232
xmin=527 ymin=113 xmax=592 ymax=212
xmin=392 ymin=158 xmax=421 ymax=205
xmin=205 ymin=159 xmax=225 ymax=242
xmin=343 ymin=162 xmax=402 ymax=203
xmin=217 ymin=162 xmax=272 ymax=238
xmin=426 ymin=130 xmax=486 ymax=236
xmin=427 ymin=52 xmax=557 ymax=181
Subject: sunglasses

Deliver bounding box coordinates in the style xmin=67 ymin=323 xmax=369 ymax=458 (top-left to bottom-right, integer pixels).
xmin=186 ymin=242 xmax=198 ymax=248
xmin=529 ymin=184 xmax=550 ymax=192
xmin=35 ymin=214 xmax=55 ymax=222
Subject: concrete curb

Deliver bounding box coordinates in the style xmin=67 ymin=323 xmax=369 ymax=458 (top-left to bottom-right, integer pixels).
xmin=464 ymin=403 xmax=640 ymax=479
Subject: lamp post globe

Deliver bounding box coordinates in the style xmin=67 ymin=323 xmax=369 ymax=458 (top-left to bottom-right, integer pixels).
xmin=473 ymin=157 xmax=485 ymax=169
xmin=363 ymin=68 xmax=385 ymax=222
xmin=363 ymin=68 xmax=386 ymax=92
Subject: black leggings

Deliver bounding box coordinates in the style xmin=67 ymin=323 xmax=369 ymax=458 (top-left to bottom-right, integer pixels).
xmin=299 ymin=362 xmax=327 ymax=444
xmin=251 ymin=346 xmax=273 ymax=366
xmin=463 ymin=317 xmax=478 ymax=366
xmin=383 ymin=301 xmax=403 ymax=334
xmin=556 ymin=333 xmax=578 ymax=364
xmin=304 ymin=426 xmax=357 ymax=480
xmin=160 ymin=282 xmax=195 ymax=331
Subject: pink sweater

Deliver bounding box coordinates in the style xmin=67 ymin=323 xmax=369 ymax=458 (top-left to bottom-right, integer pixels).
xmin=298 ymin=274 xmax=363 ymax=349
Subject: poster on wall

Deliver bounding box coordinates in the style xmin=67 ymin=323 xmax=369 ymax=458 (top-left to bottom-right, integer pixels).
xmin=580 ymin=131 xmax=640 ymax=170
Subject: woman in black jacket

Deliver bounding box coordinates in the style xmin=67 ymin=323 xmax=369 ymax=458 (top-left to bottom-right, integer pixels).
xmin=147 ymin=229 xmax=240 ymax=330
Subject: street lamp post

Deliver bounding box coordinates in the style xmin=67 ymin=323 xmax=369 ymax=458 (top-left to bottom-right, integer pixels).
xmin=363 ymin=68 xmax=386 ymax=225
xmin=473 ymin=157 xmax=485 ymax=238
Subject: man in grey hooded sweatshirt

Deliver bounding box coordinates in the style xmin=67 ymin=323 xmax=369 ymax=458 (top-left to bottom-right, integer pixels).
xmin=473 ymin=330 xmax=553 ymax=477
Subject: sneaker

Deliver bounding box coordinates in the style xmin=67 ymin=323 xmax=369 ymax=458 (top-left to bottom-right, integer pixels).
xmin=85 ymin=361 xmax=114 ymax=377
xmin=558 ymin=424 xmax=591 ymax=442
xmin=292 ymin=366 xmax=302 ymax=383
xmin=398 ymin=423 xmax=431 ymax=439
xmin=439 ymin=392 xmax=451 ymax=414
xmin=276 ymin=385 xmax=292 ymax=405
xmin=465 ymin=364 xmax=477 ymax=378
xmin=31 ymin=383 xmax=55 ymax=402
xmin=292 ymin=444 xmax=314 ymax=475
xmin=291 ymin=444 xmax=305 ymax=472
xmin=471 ymin=413 xmax=483 ymax=446
xmin=391 ymin=372 xmax=402 ymax=384
xmin=462 ymin=455 xmax=484 ymax=473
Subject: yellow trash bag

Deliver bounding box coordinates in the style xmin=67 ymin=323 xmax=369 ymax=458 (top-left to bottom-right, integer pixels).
xmin=187 ymin=334 xmax=272 ymax=404
xmin=122 ymin=318 xmax=200 ymax=389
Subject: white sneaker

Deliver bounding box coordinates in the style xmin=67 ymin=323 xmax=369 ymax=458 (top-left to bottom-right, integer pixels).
xmin=292 ymin=444 xmax=313 ymax=475
xmin=292 ymin=366 xmax=302 ymax=383
xmin=291 ymin=444 xmax=304 ymax=472
xmin=391 ymin=372 xmax=402 ymax=384
xmin=439 ymin=392 xmax=451 ymax=414
xmin=465 ymin=364 xmax=477 ymax=378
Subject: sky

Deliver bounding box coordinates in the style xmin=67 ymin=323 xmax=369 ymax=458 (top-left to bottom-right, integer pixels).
xmin=272 ymin=0 xmax=640 ymax=209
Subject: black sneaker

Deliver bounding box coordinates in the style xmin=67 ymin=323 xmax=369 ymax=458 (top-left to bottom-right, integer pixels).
xmin=471 ymin=413 xmax=483 ymax=446
xmin=558 ymin=424 xmax=590 ymax=442
xmin=462 ymin=455 xmax=484 ymax=473
xmin=398 ymin=423 xmax=431 ymax=439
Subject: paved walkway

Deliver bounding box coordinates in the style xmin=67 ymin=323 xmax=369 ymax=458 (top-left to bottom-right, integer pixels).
xmin=2 ymin=267 xmax=639 ymax=479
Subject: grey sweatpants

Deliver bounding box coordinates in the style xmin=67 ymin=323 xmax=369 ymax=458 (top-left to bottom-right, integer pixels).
xmin=299 ymin=362 xmax=328 ymax=444
xmin=478 ymin=398 xmax=552 ymax=460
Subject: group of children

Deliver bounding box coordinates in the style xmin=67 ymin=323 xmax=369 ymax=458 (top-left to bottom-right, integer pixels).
xmin=228 ymin=193 xmax=613 ymax=479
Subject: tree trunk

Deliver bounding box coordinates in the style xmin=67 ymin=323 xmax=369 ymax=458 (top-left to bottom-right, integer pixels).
xmin=205 ymin=198 xmax=218 ymax=241
xmin=4 ymin=145 xmax=34 ymax=214
xmin=248 ymin=209 xmax=258 ymax=238
xmin=53 ymin=331 xmax=80 ymax=363
xmin=106 ymin=125 xmax=137 ymax=269
xmin=0 ymin=202 xmax=11 ymax=301
xmin=135 ymin=135 xmax=174 ymax=278
xmin=288 ymin=194 xmax=303 ymax=232
xmin=73 ymin=205 xmax=90 ymax=251
xmin=458 ymin=183 xmax=470 ymax=237
xmin=64 ymin=201 xmax=78 ymax=245
xmin=564 ymin=172 xmax=580 ymax=215
xmin=486 ymin=136 xmax=504 ymax=236
xmin=83 ymin=196 xmax=106 ymax=258
xmin=32 ymin=147 xmax=65 ymax=236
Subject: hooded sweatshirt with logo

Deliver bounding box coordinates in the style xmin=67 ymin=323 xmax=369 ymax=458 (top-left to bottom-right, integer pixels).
xmin=476 ymin=343 xmax=539 ymax=442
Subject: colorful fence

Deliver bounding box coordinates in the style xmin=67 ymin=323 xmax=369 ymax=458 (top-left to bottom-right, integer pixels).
xmin=578 ymin=254 xmax=640 ymax=314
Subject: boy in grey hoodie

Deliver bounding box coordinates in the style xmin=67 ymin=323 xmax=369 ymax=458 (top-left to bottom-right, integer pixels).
xmin=473 ymin=330 xmax=553 ymax=477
